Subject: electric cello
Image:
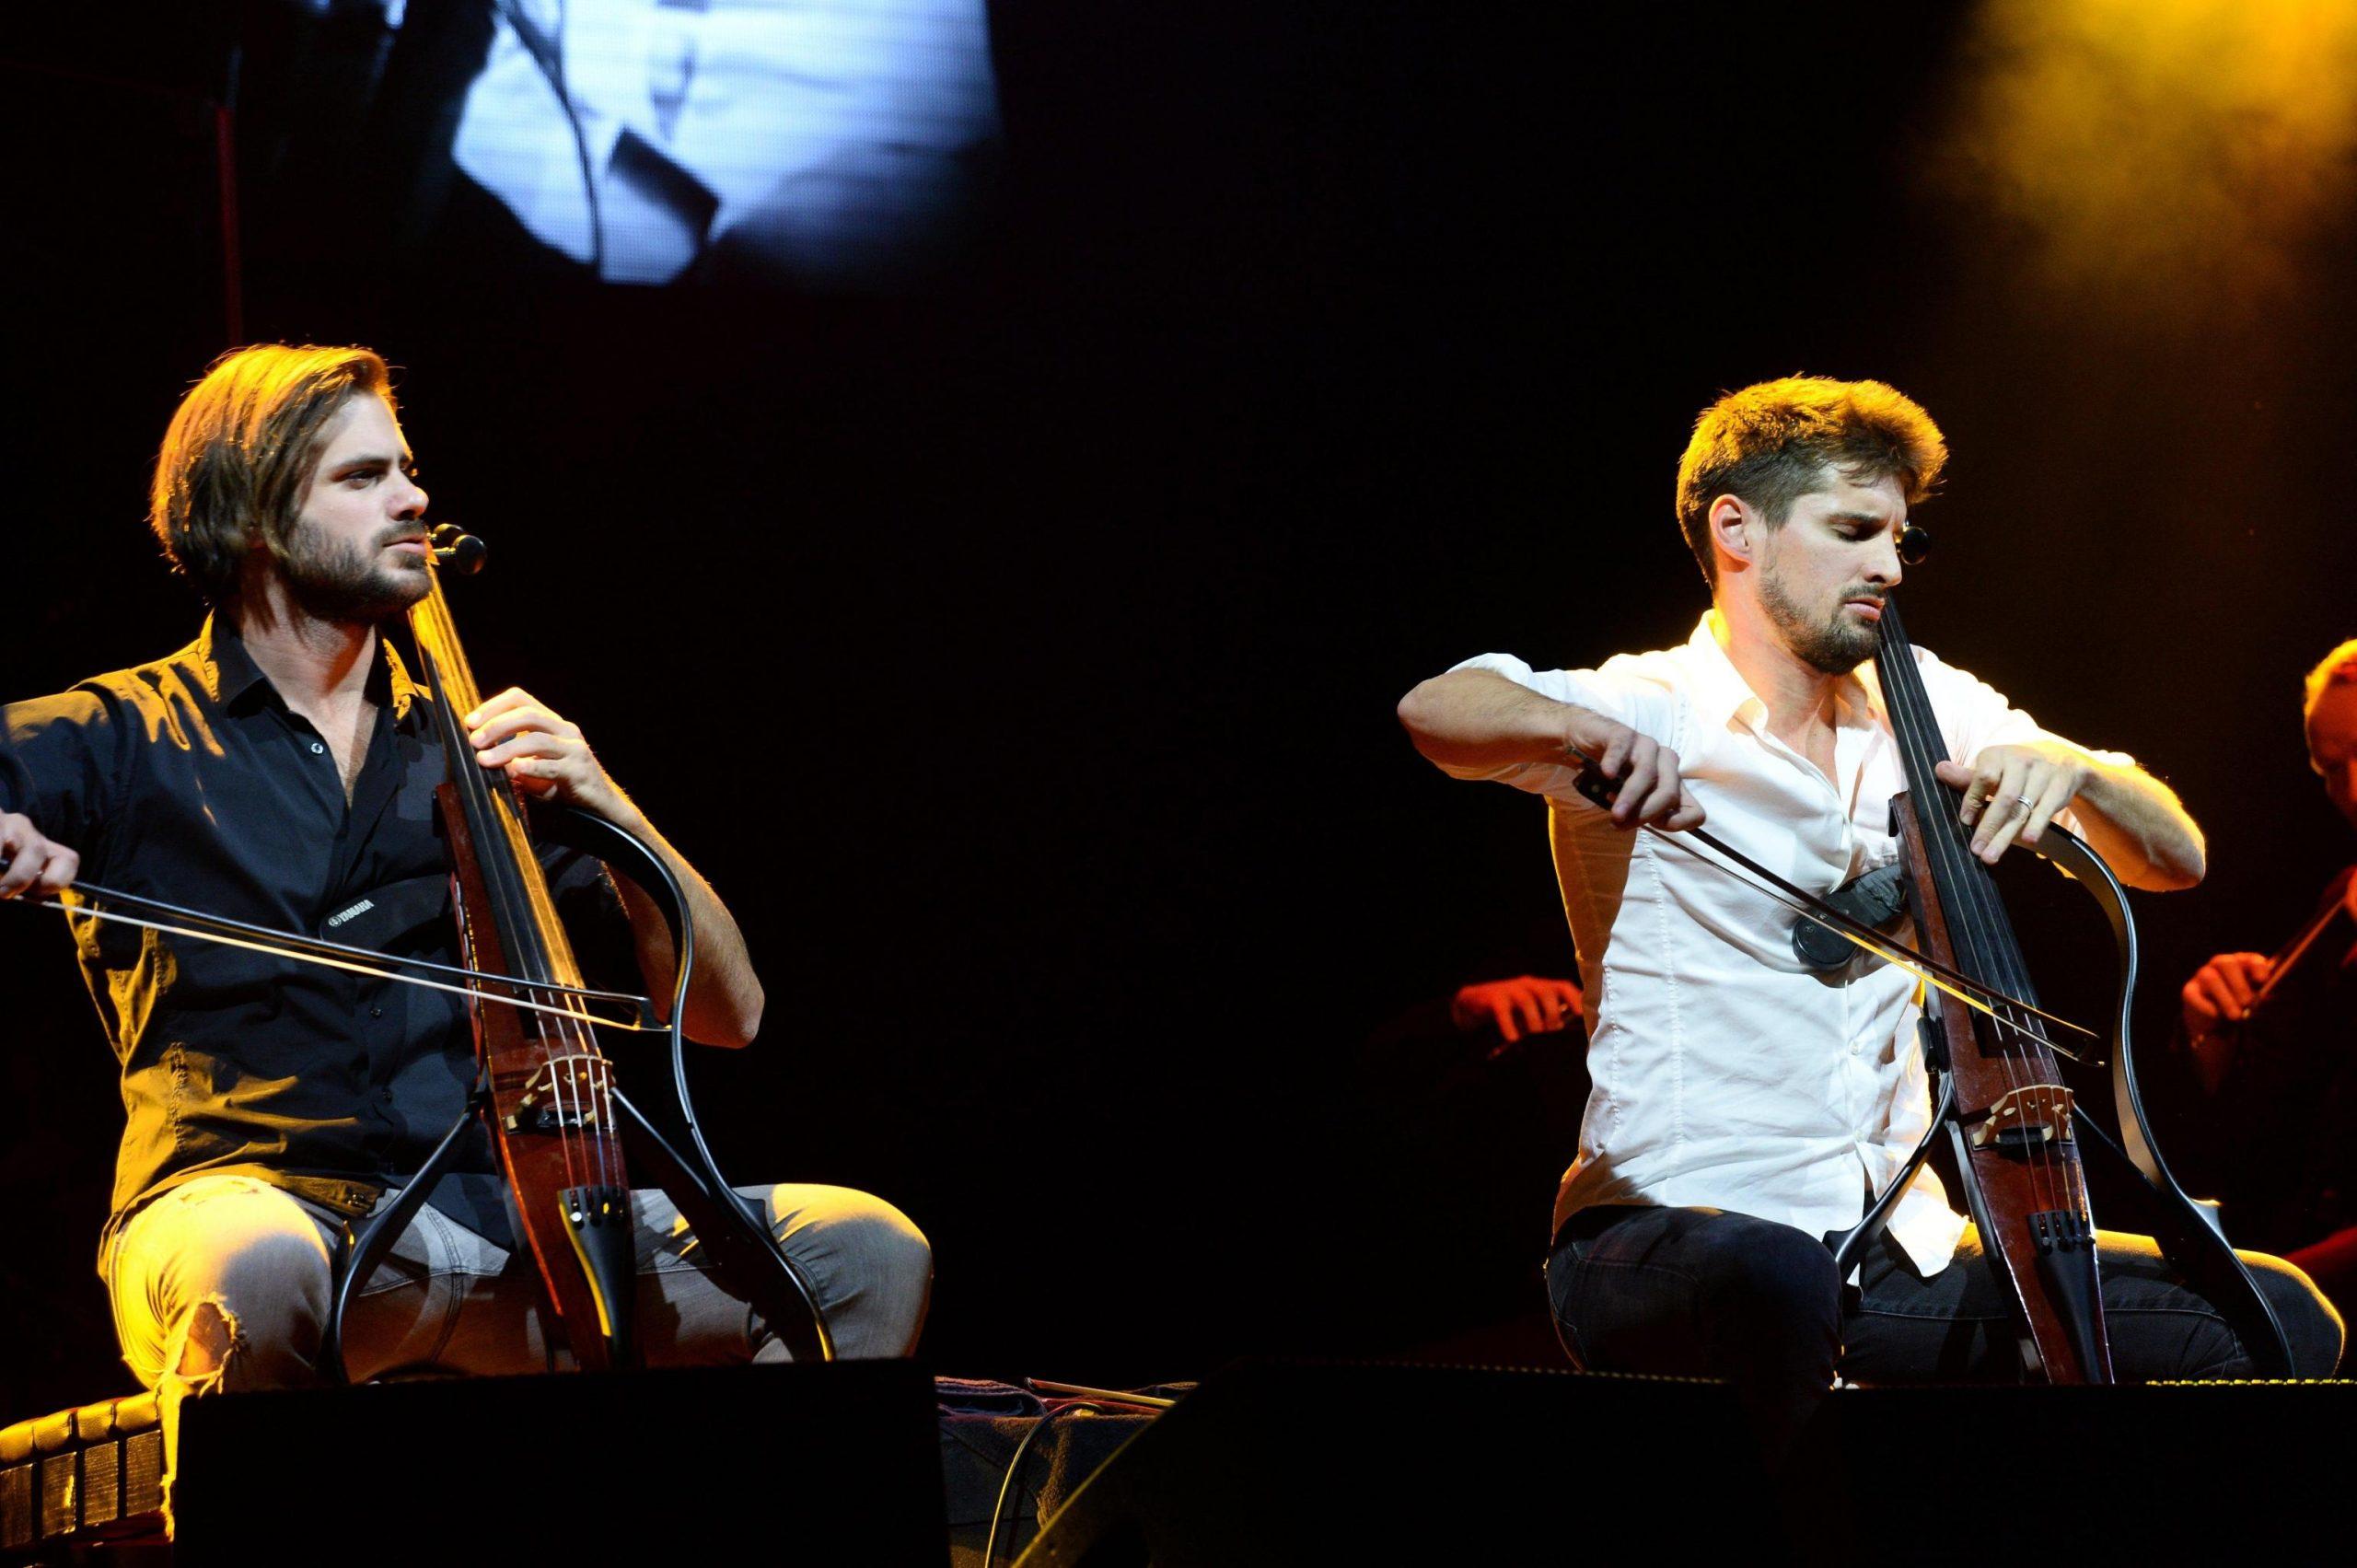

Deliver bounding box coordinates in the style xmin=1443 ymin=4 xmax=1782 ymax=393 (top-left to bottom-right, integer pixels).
xmin=318 ymin=523 xmax=832 ymax=1376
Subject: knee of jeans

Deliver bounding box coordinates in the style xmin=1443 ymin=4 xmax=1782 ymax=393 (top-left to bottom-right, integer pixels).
xmin=2248 ymin=1253 xmax=2345 ymax=1378
xmin=804 ymin=1190 xmax=933 ymax=1356
xmin=844 ymin=1195 xmax=932 ymax=1302
xmin=163 ymin=1226 xmax=333 ymax=1388
xmin=158 ymin=1296 xmax=240 ymax=1395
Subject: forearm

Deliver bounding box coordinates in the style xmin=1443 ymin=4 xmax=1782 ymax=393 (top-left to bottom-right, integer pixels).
xmin=466 ymin=687 xmax=769 ymax=1045
xmin=1398 ymin=668 xmax=1585 ymax=772
xmin=601 ymin=799 xmax=766 ymax=1049
xmin=2067 ymin=759 xmax=2206 ymax=892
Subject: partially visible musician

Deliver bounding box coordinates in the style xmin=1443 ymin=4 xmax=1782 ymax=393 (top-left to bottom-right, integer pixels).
xmin=0 ymin=347 xmax=931 ymax=1448
xmin=1398 ymin=377 xmax=2341 ymax=1448
xmin=2182 ymin=639 xmax=2357 ymax=1320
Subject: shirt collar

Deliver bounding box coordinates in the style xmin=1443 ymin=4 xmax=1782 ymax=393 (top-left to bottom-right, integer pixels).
xmin=1685 ymin=610 xmax=1767 ymax=734
xmin=1683 ymin=610 xmax=1878 ymax=735
xmin=195 ymin=612 xmax=273 ymax=710
xmin=197 ymin=614 xmax=424 ymax=728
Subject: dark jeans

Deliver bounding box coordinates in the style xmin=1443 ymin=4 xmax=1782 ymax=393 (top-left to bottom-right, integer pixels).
xmin=1544 ymin=1205 xmax=2345 ymax=1451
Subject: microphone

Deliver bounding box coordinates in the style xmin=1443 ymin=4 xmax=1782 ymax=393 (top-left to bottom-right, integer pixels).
xmin=430 ymin=523 xmax=488 ymax=575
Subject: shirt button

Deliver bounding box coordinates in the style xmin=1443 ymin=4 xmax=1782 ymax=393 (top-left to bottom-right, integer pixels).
xmin=309 ymin=741 xmax=326 ymax=756
xmin=370 ymin=1007 xmax=384 ymax=1018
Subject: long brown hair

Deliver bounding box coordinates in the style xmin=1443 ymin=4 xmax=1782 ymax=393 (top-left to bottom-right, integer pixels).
xmin=148 ymin=344 xmax=393 ymax=606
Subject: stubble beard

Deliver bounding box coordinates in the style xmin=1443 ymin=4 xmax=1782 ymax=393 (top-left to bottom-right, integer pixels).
xmin=279 ymin=522 xmax=430 ymax=625
xmin=1759 ymin=554 xmax=1880 ymax=676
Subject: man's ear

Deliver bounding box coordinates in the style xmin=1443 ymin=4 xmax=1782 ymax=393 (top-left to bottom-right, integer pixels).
xmin=1708 ymin=494 xmax=1758 ymax=575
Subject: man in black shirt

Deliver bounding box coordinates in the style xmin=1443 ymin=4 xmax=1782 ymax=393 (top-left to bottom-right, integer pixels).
xmin=0 ymin=346 xmax=929 ymax=1421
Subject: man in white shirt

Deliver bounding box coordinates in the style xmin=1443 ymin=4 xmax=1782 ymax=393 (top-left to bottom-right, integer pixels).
xmin=1398 ymin=377 xmax=2340 ymax=1444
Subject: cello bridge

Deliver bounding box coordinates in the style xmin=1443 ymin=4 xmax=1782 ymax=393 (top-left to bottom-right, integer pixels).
xmin=1968 ymin=1083 xmax=2076 ymax=1150
xmin=500 ymin=1053 xmax=613 ymax=1133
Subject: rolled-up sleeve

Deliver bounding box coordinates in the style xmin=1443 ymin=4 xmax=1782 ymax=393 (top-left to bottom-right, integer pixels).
xmin=1435 ymin=652 xmax=1668 ymax=805
xmin=1918 ymin=646 xmax=2136 ymax=837
xmin=1920 ymin=647 xmax=2136 ymax=772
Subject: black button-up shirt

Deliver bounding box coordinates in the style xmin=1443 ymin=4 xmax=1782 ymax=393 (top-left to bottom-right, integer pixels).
xmin=1 ymin=616 xmax=629 ymax=1247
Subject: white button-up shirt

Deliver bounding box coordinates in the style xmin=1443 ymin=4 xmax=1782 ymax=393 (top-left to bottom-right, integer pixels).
xmin=1448 ymin=612 xmax=2131 ymax=1272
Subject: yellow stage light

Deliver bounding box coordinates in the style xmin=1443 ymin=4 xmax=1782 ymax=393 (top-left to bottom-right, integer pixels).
xmin=1936 ymin=1 xmax=2357 ymax=320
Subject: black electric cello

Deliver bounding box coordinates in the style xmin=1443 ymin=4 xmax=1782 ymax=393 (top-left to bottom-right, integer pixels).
xmin=1830 ymin=571 xmax=2293 ymax=1379
xmin=319 ymin=523 xmax=832 ymax=1376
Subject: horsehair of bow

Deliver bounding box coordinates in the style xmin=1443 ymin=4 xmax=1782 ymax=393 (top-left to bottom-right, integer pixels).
xmin=1562 ymin=748 xmax=2097 ymax=1056
xmin=10 ymin=879 xmax=661 ymax=1032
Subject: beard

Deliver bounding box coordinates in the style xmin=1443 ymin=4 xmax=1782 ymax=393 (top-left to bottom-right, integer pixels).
xmin=1759 ymin=557 xmax=1881 ymax=676
xmin=278 ymin=520 xmax=431 ymax=624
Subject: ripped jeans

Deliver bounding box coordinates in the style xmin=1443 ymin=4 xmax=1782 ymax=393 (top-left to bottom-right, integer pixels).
xmin=103 ymin=1173 xmax=934 ymax=1401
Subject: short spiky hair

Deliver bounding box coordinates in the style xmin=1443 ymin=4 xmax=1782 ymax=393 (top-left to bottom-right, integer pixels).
xmin=1674 ymin=377 xmax=1947 ymax=587
xmin=149 ymin=343 xmax=394 ymax=606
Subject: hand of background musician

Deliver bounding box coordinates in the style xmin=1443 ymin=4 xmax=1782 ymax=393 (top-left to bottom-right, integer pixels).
xmin=1565 ymin=710 xmax=1705 ymax=830
xmin=1934 ymin=739 xmax=2095 ymax=865
xmin=464 ymin=688 xmax=636 ymax=827
xmin=2181 ymin=950 xmax=2272 ymax=1040
xmin=0 ymin=811 xmax=76 ymax=900
xmin=2181 ymin=950 xmax=2270 ymax=1093
xmin=1451 ymin=975 xmax=1583 ymax=1045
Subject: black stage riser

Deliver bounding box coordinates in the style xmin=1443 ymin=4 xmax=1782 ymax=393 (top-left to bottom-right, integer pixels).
xmin=170 ymin=1361 xmax=946 ymax=1566
xmin=1013 ymin=1362 xmax=2357 ymax=1566
xmin=1013 ymin=1361 xmax=1761 ymax=1566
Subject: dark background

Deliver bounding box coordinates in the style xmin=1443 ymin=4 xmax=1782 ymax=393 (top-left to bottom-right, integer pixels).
xmin=6 ymin=2 xmax=2354 ymax=1416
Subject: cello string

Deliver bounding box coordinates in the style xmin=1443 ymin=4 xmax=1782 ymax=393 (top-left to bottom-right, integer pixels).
xmin=552 ymin=991 xmax=615 ymax=1192
xmin=424 ymin=562 xmax=628 ymax=1204
xmin=1850 ymin=633 xmax=2061 ymax=1248
xmin=1912 ymin=645 xmax=2061 ymax=1222
xmin=418 ymin=580 xmax=564 ymax=1188
xmin=1925 ymin=714 xmax=2070 ymax=1218
xmin=1952 ymin=807 xmax=2074 ymax=1220
xmin=545 ymin=986 xmax=586 ymax=1194
xmin=420 ymin=570 xmax=587 ymax=1196
xmin=454 ymin=583 xmax=608 ymax=1198
xmin=1878 ymin=610 xmax=2068 ymax=1240
xmin=1874 ymin=608 xmax=2059 ymax=1220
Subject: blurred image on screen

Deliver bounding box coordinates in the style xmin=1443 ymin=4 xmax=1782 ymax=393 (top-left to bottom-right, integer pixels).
xmin=415 ymin=0 xmax=1001 ymax=287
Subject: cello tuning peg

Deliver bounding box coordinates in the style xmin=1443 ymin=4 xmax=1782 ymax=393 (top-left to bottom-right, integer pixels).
xmin=1898 ymin=525 xmax=1932 ymax=565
